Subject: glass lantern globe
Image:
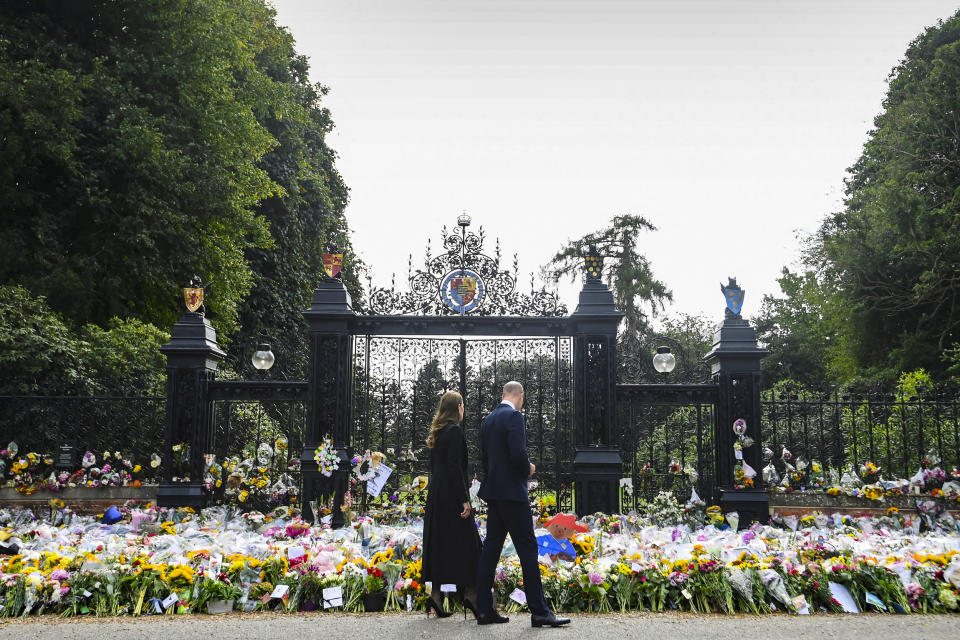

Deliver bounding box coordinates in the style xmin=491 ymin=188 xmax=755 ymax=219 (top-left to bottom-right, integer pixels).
xmin=251 ymin=343 xmax=275 ymax=371
xmin=652 ymin=346 xmax=676 ymax=374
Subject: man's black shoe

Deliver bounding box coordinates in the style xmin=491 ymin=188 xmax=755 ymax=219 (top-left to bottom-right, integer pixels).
xmin=531 ymin=612 xmax=571 ymax=628
xmin=476 ymin=611 xmax=510 ymax=625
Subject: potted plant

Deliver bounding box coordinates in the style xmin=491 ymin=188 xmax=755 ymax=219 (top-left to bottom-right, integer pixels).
xmin=196 ymin=578 xmax=241 ymax=614
xmin=362 ymin=567 xmax=386 ymax=612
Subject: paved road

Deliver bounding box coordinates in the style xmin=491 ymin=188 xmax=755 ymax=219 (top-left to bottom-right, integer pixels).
xmin=0 ymin=612 xmax=956 ymax=640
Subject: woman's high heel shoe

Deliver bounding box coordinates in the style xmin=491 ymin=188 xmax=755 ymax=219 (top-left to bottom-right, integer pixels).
xmin=462 ymin=598 xmax=478 ymax=621
xmin=425 ymin=597 xmax=452 ymax=619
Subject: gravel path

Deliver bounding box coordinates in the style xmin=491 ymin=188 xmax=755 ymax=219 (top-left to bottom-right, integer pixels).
xmin=0 ymin=612 xmax=956 ymax=640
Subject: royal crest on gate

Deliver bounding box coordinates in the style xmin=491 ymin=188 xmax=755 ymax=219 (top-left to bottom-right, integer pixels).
xmin=322 ymin=253 xmax=343 ymax=279
xmin=720 ymin=277 xmax=745 ymax=317
xmin=441 ymin=269 xmax=485 ymax=314
xmin=183 ymin=287 xmax=204 ymax=313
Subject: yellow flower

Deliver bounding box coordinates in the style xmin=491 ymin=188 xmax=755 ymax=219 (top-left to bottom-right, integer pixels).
xmin=133 ymin=465 xmax=142 ymax=473
xmin=164 ymin=564 xmax=195 ymax=587
xmin=371 ymin=547 xmax=394 ymax=565
xmin=160 ymin=521 xmax=177 ymax=535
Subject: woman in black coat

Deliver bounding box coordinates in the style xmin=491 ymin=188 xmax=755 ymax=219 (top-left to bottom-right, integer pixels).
xmin=421 ymin=390 xmax=481 ymax=618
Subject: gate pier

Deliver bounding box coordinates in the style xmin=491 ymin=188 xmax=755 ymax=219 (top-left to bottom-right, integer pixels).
xmin=705 ymin=295 xmax=770 ymax=524
xmin=571 ymin=252 xmax=624 ymax=515
xmin=302 ymin=276 xmax=356 ymax=526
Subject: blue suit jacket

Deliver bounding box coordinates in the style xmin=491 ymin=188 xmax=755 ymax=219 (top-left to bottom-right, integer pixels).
xmin=478 ymin=403 xmax=531 ymax=502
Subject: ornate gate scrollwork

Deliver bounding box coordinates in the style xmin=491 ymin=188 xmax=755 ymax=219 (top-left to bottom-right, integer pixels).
xmin=367 ymin=217 xmax=566 ymax=317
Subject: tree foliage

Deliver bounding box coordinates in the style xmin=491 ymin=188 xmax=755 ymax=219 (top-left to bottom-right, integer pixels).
xmin=546 ymin=215 xmax=672 ymax=337
xmin=0 ymin=285 xmax=168 ymax=395
xmin=0 ymin=0 xmax=356 ymax=387
xmin=801 ymin=12 xmax=960 ymax=381
xmin=753 ymin=268 xmax=848 ymax=387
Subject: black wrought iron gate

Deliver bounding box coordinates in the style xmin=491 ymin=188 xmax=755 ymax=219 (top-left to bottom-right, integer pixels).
xmin=351 ymin=335 xmax=574 ymax=511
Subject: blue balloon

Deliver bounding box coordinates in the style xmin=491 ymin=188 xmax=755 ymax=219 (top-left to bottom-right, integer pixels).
xmin=102 ymin=506 xmax=122 ymax=524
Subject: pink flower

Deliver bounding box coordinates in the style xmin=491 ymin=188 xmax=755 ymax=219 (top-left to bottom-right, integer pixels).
xmin=588 ymin=572 xmax=603 ymax=585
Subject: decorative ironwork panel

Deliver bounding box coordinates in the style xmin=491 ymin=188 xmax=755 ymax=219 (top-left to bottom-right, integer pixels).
xmin=616 ymin=384 xmax=717 ymax=509
xmin=0 ymin=395 xmax=165 ymax=469
xmin=367 ymin=220 xmax=566 ymax=317
xmin=349 ymin=336 xmax=574 ymax=513
xmin=618 ymin=333 xmax=712 ymax=385
xmin=210 ymin=397 xmax=307 ymax=511
xmin=760 ymin=382 xmax=960 ymax=482
xmin=208 ymin=380 xmax=308 ymax=402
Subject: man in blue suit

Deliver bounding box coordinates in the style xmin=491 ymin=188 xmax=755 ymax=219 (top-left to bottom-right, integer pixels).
xmin=474 ymin=381 xmax=571 ymax=627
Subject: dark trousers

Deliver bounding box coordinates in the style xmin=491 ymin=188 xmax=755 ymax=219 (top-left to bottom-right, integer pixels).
xmin=475 ymin=499 xmax=550 ymax=616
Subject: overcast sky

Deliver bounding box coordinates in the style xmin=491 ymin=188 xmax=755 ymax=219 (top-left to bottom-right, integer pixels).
xmin=272 ymin=0 xmax=959 ymax=324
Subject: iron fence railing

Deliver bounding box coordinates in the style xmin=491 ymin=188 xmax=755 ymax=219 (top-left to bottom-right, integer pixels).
xmin=616 ymin=384 xmax=718 ymax=509
xmin=0 ymin=395 xmax=165 ymax=471
xmin=760 ymin=384 xmax=960 ymax=481
xmin=207 ymin=381 xmax=308 ymax=511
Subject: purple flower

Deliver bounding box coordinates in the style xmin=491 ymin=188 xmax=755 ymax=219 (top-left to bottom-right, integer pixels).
xmin=51 ymin=568 xmax=70 ymax=581
xmin=588 ymin=572 xmax=603 ymax=585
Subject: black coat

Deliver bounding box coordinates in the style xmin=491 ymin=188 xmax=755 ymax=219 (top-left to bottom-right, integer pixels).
xmin=478 ymin=403 xmax=531 ymax=502
xmin=421 ymin=423 xmax=481 ymax=586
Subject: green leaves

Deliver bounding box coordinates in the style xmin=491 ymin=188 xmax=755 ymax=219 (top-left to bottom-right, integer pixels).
xmin=546 ymin=214 xmax=672 ymax=337
xmin=0 ymin=0 xmax=355 ymax=382
xmin=776 ymin=11 xmax=960 ymax=384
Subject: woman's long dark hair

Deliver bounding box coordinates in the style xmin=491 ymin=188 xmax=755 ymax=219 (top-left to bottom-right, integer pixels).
xmin=426 ymin=391 xmax=463 ymax=448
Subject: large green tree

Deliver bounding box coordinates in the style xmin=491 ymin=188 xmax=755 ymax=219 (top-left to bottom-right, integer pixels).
xmin=805 ymin=12 xmax=960 ymax=380
xmin=0 ymin=0 xmax=357 ymax=387
xmin=0 ymin=0 xmax=354 ymax=349
xmin=753 ymin=267 xmax=846 ymax=387
xmin=546 ymin=215 xmax=672 ymax=338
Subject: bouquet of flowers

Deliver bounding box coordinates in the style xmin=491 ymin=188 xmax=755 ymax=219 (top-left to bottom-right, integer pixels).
xmin=314 ymin=439 xmax=339 ymax=477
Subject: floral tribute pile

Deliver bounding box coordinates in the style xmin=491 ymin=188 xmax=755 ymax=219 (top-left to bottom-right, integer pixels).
xmin=763 ymin=447 xmax=960 ymax=502
xmin=1 ymin=491 xmax=959 ymax=618
xmin=0 ymin=445 xmax=157 ymax=494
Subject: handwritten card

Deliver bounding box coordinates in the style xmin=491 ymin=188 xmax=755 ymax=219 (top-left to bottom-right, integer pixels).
xmin=162 ymin=593 xmax=179 ymax=610
xmin=322 ymin=586 xmax=343 ymax=609
xmin=288 ymin=546 xmax=307 ymax=561
xmin=828 ymin=582 xmax=860 ymax=613
xmin=440 ymin=583 xmax=457 ymax=593
xmin=366 ymin=463 xmax=393 ymax=497
xmin=865 ymin=592 xmax=887 ymax=611
xmin=792 ymin=594 xmax=810 ymax=615
xmin=509 ymin=588 xmax=527 ymax=605
xmin=270 ymin=584 xmax=290 ymax=600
